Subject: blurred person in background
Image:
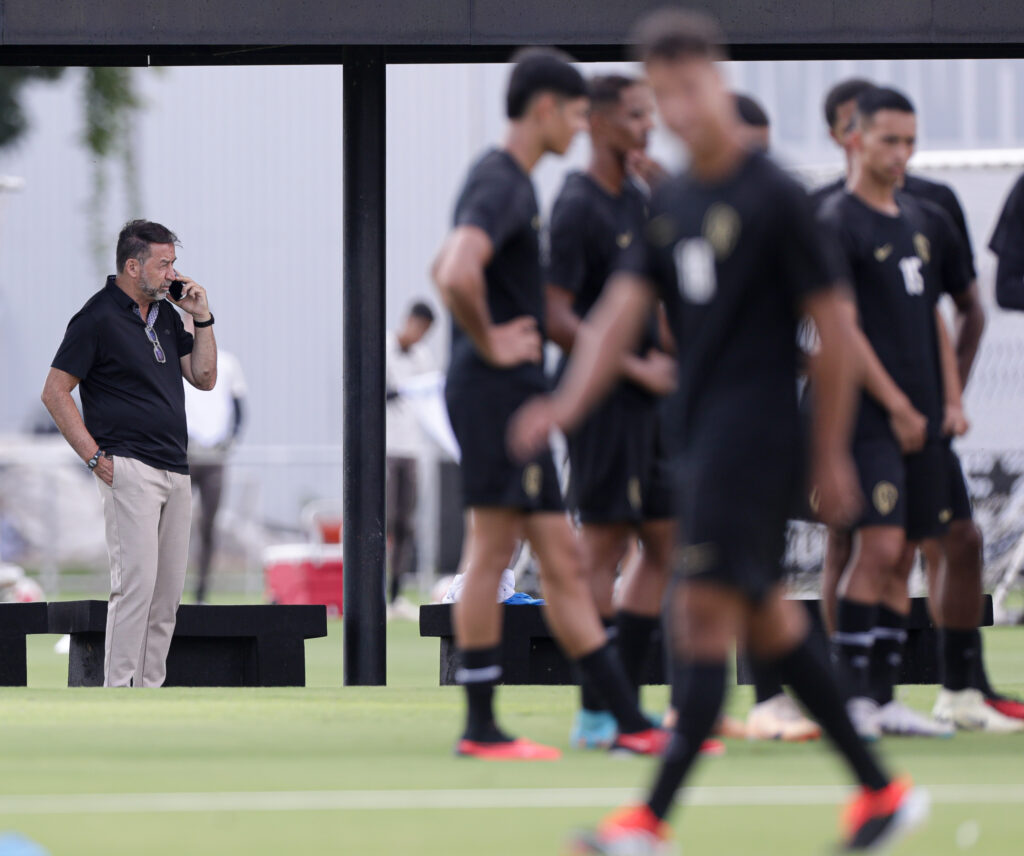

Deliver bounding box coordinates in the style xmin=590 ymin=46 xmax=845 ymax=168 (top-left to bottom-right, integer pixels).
xmin=183 ymin=314 xmax=247 ymax=604
xmin=41 ymin=219 xmax=217 ymax=687
xmin=385 ymin=301 xmax=435 ymax=620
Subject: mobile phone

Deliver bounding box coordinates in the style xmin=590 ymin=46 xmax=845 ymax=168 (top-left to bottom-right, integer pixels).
xmin=169 ymin=280 xmax=185 ymax=301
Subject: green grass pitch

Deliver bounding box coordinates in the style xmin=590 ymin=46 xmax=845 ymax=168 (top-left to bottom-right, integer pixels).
xmin=0 ymin=618 xmax=1022 ymax=854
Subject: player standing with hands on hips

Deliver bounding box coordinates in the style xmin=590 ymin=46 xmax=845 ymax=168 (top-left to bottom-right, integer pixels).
xmin=42 ymin=220 xmax=217 ymax=688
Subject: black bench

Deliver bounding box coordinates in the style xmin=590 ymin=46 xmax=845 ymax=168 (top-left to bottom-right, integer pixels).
xmin=0 ymin=602 xmax=48 ymax=686
xmin=419 ymin=603 xmax=665 ymax=686
xmin=419 ymin=596 xmax=994 ymax=687
xmin=47 ymin=601 xmax=327 ymax=687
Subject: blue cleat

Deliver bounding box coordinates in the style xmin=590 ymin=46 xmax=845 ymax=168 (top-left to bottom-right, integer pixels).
xmin=570 ymin=709 xmax=618 ymax=749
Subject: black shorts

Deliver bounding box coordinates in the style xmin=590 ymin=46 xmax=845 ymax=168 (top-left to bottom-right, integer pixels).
xmin=853 ymin=437 xmax=952 ymax=541
xmin=946 ymin=445 xmax=973 ymax=522
xmin=566 ymin=387 xmax=674 ymax=525
xmin=671 ymin=440 xmax=801 ymax=603
xmin=445 ymin=372 xmax=563 ymax=513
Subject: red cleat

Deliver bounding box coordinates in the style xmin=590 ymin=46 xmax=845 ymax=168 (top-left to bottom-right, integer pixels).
xmin=840 ymin=776 xmax=930 ymax=852
xmin=567 ymin=804 xmax=672 ymax=855
xmin=455 ymin=737 xmax=561 ymax=761
xmin=699 ymin=738 xmax=727 ymax=756
xmin=987 ymin=695 xmax=1024 ymax=721
xmin=610 ymin=727 xmax=669 ymax=756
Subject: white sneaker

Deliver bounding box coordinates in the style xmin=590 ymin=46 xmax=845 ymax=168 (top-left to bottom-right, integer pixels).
xmin=876 ymin=700 xmax=954 ymax=738
xmin=933 ymin=688 xmax=1024 ymax=734
xmin=847 ymin=696 xmax=882 ymax=741
xmin=386 ymin=595 xmax=419 ymax=622
xmin=747 ymin=693 xmax=821 ymax=742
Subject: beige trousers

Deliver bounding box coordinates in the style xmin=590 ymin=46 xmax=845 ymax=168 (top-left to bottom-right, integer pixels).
xmin=96 ymin=456 xmax=191 ymax=687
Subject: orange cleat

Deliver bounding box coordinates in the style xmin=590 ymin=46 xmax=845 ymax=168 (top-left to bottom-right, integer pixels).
xmin=566 ymin=804 xmax=672 ymax=855
xmin=455 ymin=737 xmax=561 ymax=761
xmin=840 ymin=776 xmax=930 ymax=852
xmin=699 ymin=738 xmax=727 ymax=756
xmin=987 ymin=695 xmax=1024 ymax=721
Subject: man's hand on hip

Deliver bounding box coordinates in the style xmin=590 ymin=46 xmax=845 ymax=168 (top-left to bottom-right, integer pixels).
xmin=93 ymin=454 xmax=114 ymax=487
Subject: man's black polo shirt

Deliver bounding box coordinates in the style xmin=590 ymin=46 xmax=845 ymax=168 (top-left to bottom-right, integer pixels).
xmin=52 ymin=276 xmax=194 ymax=474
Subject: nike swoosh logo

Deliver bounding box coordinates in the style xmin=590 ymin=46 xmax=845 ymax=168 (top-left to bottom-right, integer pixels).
xmin=874 ymin=244 xmax=894 ymax=262
xmin=616 ymin=232 xmax=633 ymax=249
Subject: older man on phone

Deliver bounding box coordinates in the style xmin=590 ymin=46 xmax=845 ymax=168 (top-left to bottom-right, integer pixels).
xmin=42 ymin=220 xmax=217 ymax=687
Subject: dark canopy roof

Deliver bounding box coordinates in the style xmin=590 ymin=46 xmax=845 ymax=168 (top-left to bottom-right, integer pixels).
xmin=2 ymin=0 xmax=1024 ymax=63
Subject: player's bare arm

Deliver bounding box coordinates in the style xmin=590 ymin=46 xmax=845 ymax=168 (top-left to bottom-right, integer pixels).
xmin=803 ymin=288 xmax=862 ymax=527
xmin=433 ymin=225 xmax=542 ymax=368
xmin=40 ymin=367 xmax=114 ymax=486
xmin=544 ymin=283 xmax=581 ymax=353
xmin=950 ymin=282 xmax=985 ymax=388
xmin=508 ymin=273 xmax=653 ymax=462
xmin=936 ymin=306 xmax=969 ymax=437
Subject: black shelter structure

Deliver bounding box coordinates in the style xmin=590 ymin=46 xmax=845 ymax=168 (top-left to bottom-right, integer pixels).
xmin=3 ymin=0 xmax=1024 ymax=686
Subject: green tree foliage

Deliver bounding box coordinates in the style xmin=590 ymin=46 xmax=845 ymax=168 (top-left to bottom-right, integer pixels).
xmin=0 ymin=67 xmax=66 ymax=150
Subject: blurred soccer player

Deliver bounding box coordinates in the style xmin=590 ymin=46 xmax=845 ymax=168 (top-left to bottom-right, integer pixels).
xmin=816 ymin=80 xmax=1020 ymax=728
xmin=510 ymin=12 xmax=926 ymax=852
xmin=431 ymin=49 xmax=669 ymax=761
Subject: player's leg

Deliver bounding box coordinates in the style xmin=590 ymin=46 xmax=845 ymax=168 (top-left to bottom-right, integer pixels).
xmin=617 ymin=518 xmax=672 ymax=697
xmin=573 ymin=522 xmax=632 ymax=747
xmin=453 ymin=507 xmax=554 ymax=757
xmin=525 ymin=512 xmax=662 ymax=751
xmin=835 ymin=524 xmax=904 ymax=739
xmin=931 ymin=451 xmax=1024 ymax=730
xmin=747 ymin=589 xmax=928 ymax=851
xmin=822 ymin=526 xmax=853 ymax=636
xmin=193 ymin=463 xmax=223 ymax=604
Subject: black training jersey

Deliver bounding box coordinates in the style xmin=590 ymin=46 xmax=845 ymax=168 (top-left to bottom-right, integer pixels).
xmin=810 ymin=176 xmax=845 ymax=212
xmin=448 ymin=148 xmax=547 ymax=388
xmin=903 ymin=174 xmax=976 ymax=280
xmin=619 ymin=151 xmax=833 ymax=457
xmin=990 ymin=172 xmax=1024 ymax=265
xmin=818 ymin=191 xmax=966 ymax=443
xmin=547 ymin=171 xmax=658 ymax=393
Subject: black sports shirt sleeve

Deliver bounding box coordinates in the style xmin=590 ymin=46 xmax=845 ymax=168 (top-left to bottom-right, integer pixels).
xmin=51 ymin=308 xmax=99 ymax=380
xmin=173 ymin=309 xmax=195 ymax=357
xmin=777 ymin=179 xmax=836 ymax=303
xmin=990 ymin=174 xmax=1024 ymax=265
xmin=546 ymin=191 xmax=589 ymax=295
xmin=455 ymin=166 xmax=524 ymax=252
xmin=931 ymin=206 xmax=972 ymax=299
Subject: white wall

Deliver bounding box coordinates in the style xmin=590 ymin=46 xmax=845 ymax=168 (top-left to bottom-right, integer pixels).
xmin=2 ymin=58 xmax=1023 ymax=542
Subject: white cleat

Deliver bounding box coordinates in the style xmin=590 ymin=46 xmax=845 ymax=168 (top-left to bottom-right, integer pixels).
xmin=933 ymin=689 xmax=1024 ymax=734
xmin=876 ymin=700 xmax=954 ymax=738
xmin=746 ymin=693 xmax=821 ymax=742
xmin=847 ymin=697 xmax=882 ymax=742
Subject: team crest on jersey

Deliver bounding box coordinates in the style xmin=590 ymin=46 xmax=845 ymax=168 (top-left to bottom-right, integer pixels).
xmin=702 ymin=203 xmax=741 ymax=260
xmin=939 ymin=508 xmax=953 ymax=524
xmin=913 ymin=233 xmax=931 ymax=264
xmin=872 ymin=481 xmax=899 ymax=515
xmin=627 ymin=477 xmax=642 ymax=511
xmin=647 ymin=214 xmax=677 ymax=247
xmin=672 ymin=542 xmax=717 ymax=577
xmin=617 ymin=231 xmax=633 ymax=249
xmin=522 ymin=463 xmax=542 ymax=499
xmin=874 ymin=244 xmax=894 ymax=262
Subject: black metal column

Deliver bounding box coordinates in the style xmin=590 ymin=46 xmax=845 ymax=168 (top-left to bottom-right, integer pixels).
xmin=342 ymin=46 xmax=387 ymax=686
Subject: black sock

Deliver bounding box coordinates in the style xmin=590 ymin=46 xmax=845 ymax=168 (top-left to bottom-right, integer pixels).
xmin=969 ymin=629 xmax=999 ymax=698
xmin=766 ymin=636 xmax=890 ymax=792
xmin=616 ymin=611 xmax=661 ymax=700
xmin=578 ymin=620 xmax=617 ymax=713
xmin=833 ymin=598 xmax=877 ymax=698
xmin=576 ymin=642 xmax=651 ymax=735
xmin=869 ymin=605 xmax=907 ymax=705
xmin=456 ymin=646 xmax=511 ymax=743
xmin=940 ymin=627 xmax=977 ymax=692
xmin=646 ymin=661 xmax=726 ymax=820
xmin=752 ymin=660 xmax=785 ymax=704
